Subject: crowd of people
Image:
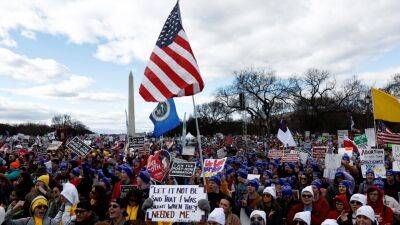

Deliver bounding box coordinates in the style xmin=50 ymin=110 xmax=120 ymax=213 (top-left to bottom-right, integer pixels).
xmin=0 ymin=132 xmax=398 ymax=225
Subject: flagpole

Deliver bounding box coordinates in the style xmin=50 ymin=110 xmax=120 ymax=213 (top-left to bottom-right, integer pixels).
xmin=370 ymin=88 xmax=378 ymax=148
xmin=192 ymin=95 xmax=207 ymax=188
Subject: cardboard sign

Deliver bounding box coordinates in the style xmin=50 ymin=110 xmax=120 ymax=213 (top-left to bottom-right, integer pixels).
xmin=365 ymin=128 xmax=376 ymax=147
xmin=268 ymin=150 xmax=284 ymax=159
xmin=170 ymin=162 xmax=196 ymax=177
xmin=147 ymin=150 xmax=171 ymax=183
xmin=66 ymin=137 xmax=92 ymax=156
xmin=47 ymin=141 xmax=63 ymax=151
xmin=203 ymin=158 xmax=226 ymax=177
xmin=147 ymin=185 xmax=207 ymax=222
xmin=216 ymin=148 xmax=227 ymax=158
xmin=128 ymin=136 xmax=145 ymax=151
xmin=120 ymin=185 xmax=138 ymax=198
xmin=360 ymin=148 xmax=386 ymax=178
xmin=323 ymin=154 xmax=342 ymax=179
xmin=182 ymin=146 xmax=195 ymax=156
xmin=282 ymin=153 xmax=299 ymax=162
xmin=312 ymin=146 xmax=327 ymax=159
xmin=247 ymin=174 xmax=260 ymax=181
xmin=337 ymin=130 xmax=349 ymax=147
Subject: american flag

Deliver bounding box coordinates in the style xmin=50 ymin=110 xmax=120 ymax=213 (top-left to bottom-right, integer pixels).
xmin=377 ymin=122 xmax=400 ymax=145
xmin=139 ymin=2 xmax=204 ymax=102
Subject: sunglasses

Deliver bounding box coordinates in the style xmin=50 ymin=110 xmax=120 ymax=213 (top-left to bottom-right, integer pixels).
xmin=251 ymin=216 xmax=264 ymax=222
xmin=302 ymin=194 xmax=313 ymax=198
xmin=36 ymin=205 xmax=48 ymax=210
xmin=109 ymin=204 xmax=120 ymax=209
xmin=350 ymin=201 xmax=362 ymax=205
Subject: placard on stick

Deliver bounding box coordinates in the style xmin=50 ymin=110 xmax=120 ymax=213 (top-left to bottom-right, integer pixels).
xmin=66 ymin=137 xmax=92 ymax=156
xmin=312 ymin=146 xmax=327 ymax=159
xmin=170 ymin=162 xmax=196 ymax=177
xmin=147 ymin=185 xmax=207 ymax=222
xmin=128 ymin=136 xmax=145 ymax=152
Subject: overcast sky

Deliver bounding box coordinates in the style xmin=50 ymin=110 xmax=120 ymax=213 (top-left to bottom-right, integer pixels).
xmin=0 ymin=0 xmax=399 ymax=133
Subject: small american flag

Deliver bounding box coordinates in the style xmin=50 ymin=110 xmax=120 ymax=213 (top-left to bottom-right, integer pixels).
xmin=377 ymin=121 xmax=400 ymax=145
xmin=139 ymin=2 xmax=204 ymax=102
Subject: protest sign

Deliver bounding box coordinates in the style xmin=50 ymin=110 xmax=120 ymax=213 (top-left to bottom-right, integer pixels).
xmin=147 ymin=185 xmax=207 ymax=222
xmin=360 ymin=148 xmax=386 ymax=178
xmin=299 ymin=152 xmax=309 ymax=165
xmin=203 ymin=158 xmax=226 ymax=177
xmin=337 ymin=130 xmax=349 ymax=147
xmin=120 ymin=185 xmax=138 ymax=198
xmin=282 ymin=152 xmax=299 ymax=163
xmin=268 ymin=150 xmax=284 ymax=159
xmin=247 ymin=174 xmax=260 ymax=181
xmin=354 ymin=134 xmax=368 ymax=147
xmin=365 ymin=128 xmax=376 ymax=147
xmin=323 ymin=154 xmax=342 ymax=179
xmin=66 ymin=137 xmax=92 ymax=156
xmin=312 ymin=146 xmax=327 ymax=159
xmin=182 ymin=146 xmax=195 ymax=156
xmin=128 ymin=136 xmax=145 ymax=152
xmin=47 ymin=141 xmax=63 ymax=151
xmin=392 ymin=145 xmax=400 ymax=171
xmin=216 ymin=148 xmax=226 ymax=158
xmin=147 ymin=150 xmax=172 ymax=182
xmin=305 ymin=131 xmax=310 ymax=138
xmin=170 ymin=162 xmax=196 ymax=177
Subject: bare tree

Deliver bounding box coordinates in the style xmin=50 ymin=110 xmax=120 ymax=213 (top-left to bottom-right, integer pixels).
xmin=384 ymin=74 xmax=400 ymax=97
xmin=196 ymin=101 xmax=232 ymax=123
xmin=216 ymin=68 xmax=293 ymax=134
xmin=334 ymin=76 xmax=369 ymax=114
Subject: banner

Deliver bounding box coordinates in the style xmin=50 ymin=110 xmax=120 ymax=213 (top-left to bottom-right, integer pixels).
xmin=268 ymin=150 xmax=284 ymax=159
xmin=365 ymin=128 xmax=376 ymax=147
xmin=337 ymin=130 xmax=348 ymax=147
xmin=203 ymin=158 xmax=226 ymax=177
xmin=147 ymin=185 xmax=206 ymax=222
xmin=66 ymin=137 xmax=92 ymax=156
xmin=312 ymin=146 xmax=327 ymax=159
xmin=147 ymin=150 xmax=172 ymax=182
xmin=282 ymin=152 xmax=299 ymax=163
xmin=360 ymin=148 xmax=386 ymax=178
xmin=170 ymin=162 xmax=196 ymax=177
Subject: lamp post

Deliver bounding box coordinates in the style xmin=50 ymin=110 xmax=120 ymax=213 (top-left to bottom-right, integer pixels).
xmin=365 ymin=95 xmax=371 ymax=127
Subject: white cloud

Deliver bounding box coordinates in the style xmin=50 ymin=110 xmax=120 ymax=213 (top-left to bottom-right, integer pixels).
xmin=0 ymin=97 xmax=53 ymax=123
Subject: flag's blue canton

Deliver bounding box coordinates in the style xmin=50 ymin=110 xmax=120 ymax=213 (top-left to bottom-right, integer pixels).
xmin=156 ymin=3 xmax=183 ymax=48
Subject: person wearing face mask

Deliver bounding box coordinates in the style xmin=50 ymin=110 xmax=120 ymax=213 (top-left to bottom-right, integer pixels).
xmin=337 ymin=193 xmax=367 ymax=225
xmin=250 ymin=210 xmax=266 ymax=225
xmin=355 ymin=205 xmax=378 ymax=225
xmin=3 ymin=196 xmax=63 ymax=225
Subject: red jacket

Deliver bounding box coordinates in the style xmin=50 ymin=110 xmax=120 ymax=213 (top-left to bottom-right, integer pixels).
xmin=367 ymin=186 xmax=393 ymax=225
xmin=287 ymin=199 xmax=329 ymax=225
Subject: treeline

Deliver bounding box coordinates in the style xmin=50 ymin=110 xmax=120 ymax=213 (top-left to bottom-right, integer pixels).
xmin=168 ymin=68 xmax=400 ymax=136
xmin=0 ymin=114 xmax=93 ymax=137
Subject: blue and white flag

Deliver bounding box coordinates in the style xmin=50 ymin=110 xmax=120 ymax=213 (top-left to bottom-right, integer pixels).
xmin=277 ymin=119 xmax=297 ymax=147
xmin=150 ymin=98 xmax=180 ymax=137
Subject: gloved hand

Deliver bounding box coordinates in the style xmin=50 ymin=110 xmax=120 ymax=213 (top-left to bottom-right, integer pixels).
xmin=142 ymin=198 xmax=154 ymax=211
xmin=198 ymin=199 xmax=210 ymax=214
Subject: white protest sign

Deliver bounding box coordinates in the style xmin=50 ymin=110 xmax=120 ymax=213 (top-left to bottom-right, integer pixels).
xmin=147 ymin=185 xmax=206 ymax=222
xmin=203 ymin=158 xmax=226 ymax=177
xmin=323 ymin=154 xmax=342 ymax=179
xmin=247 ymin=174 xmax=260 ymax=181
xmin=182 ymin=146 xmax=195 ymax=156
xmin=47 ymin=141 xmax=63 ymax=151
xmin=392 ymin=145 xmax=400 ymax=161
xmin=365 ymin=128 xmax=376 ymax=147
xmin=216 ymin=148 xmax=227 ymax=158
xmin=299 ymin=152 xmax=309 ymax=165
xmin=337 ymin=130 xmax=349 ymax=147
xmin=360 ymin=148 xmax=386 ymax=178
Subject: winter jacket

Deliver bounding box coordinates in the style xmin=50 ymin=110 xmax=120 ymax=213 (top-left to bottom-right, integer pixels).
xmin=367 ymin=186 xmax=393 ymax=225
xmin=5 ymin=169 xmax=21 ymax=181
xmin=384 ymin=194 xmax=400 ymax=216
xmin=261 ymin=202 xmax=283 ymax=225
xmin=287 ymin=202 xmax=329 ymax=225
xmin=226 ymin=213 xmax=241 ymax=225
xmin=3 ymin=206 xmax=63 ymax=225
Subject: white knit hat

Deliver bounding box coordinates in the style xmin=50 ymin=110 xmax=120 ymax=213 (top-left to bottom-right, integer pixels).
xmin=250 ymin=210 xmax=267 ymax=223
xmin=350 ymin=193 xmax=367 ymax=205
xmin=0 ymin=206 xmax=5 ymax=225
xmin=293 ymin=211 xmax=311 ymax=225
xmin=263 ymin=186 xmax=277 ymax=199
xmin=301 ymin=186 xmax=314 ymax=198
xmin=356 ymin=205 xmax=376 ymax=222
xmin=208 ymin=208 xmax=226 ymax=225
xmin=321 ymin=219 xmax=339 ymax=225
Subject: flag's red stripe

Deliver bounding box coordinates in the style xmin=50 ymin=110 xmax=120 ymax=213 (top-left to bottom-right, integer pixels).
xmin=150 ymin=53 xmax=188 ymax=89
xmin=163 ymin=46 xmax=204 ymax=88
xmin=144 ymin=67 xmax=173 ymax=99
xmin=184 ymin=84 xmax=194 ymax=96
xmin=139 ymin=85 xmax=157 ymax=102
xmin=175 ymin=35 xmax=194 ymax=57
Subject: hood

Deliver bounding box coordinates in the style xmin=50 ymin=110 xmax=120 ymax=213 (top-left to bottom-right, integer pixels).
xmin=333 ymin=194 xmax=350 ymax=212
xmin=61 ymin=183 xmax=79 ymax=205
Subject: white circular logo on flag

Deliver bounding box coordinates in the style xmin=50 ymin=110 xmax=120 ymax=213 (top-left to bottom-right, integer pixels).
xmin=152 ymin=101 xmax=170 ymax=121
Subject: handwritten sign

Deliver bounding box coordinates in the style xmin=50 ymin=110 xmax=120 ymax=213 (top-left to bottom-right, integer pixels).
xmin=312 ymin=146 xmax=327 ymax=159
xmin=203 ymin=158 xmax=226 ymax=177
xmin=66 ymin=137 xmax=92 ymax=156
xmin=360 ymin=148 xmax=386 ymax=178
xmin=170 ymin=162 xmax=196 ymax=177
xmin=128 ymin=136 xmax=145 ymax=152
xmin=147 ymin=185 xmax=207 ymax=222
xmin=392 ymin=145 xmax=400 ymax=161
xmin=268 ymin=150 xmax=284 ymax=159
xmin=282 ymin=153 xmax=299 ymax=163
xmin=337 ymin=130 xmax=348 ymax=147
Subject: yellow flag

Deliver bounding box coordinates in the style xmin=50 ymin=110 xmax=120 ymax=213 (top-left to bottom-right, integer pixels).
xmin=372 ymin=88 xmax=400 ymax=122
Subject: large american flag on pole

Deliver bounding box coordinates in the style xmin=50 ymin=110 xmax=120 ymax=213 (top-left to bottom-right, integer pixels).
xmin=139 ymin=2 xmax=204 ymax=102
xmin=377 ymin=121 xmax=400 ymax=145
